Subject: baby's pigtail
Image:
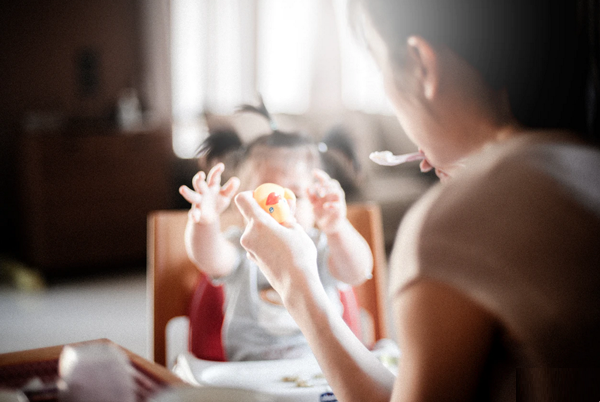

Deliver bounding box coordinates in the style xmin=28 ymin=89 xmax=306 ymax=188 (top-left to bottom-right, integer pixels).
xmin=196 ymin=125 xmax=244 ymax=173
xmin=321 ymin=124 xmax=361 ymax=173
xmin=237 ymin=94 xmax=278 ymax=132
xmin=319 ymin=125 xmax=363 ymax=200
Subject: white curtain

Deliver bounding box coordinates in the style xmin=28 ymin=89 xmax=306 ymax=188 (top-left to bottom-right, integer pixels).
xmin=257 ymin=0 xmax=319 ymax=114
xmin=332 ymin=0 xmax=393 ymax=114
xmin=170 ymin=0 xmax=256 ymax=157
xmin=167 ymin=0 xmax=392 ymax=158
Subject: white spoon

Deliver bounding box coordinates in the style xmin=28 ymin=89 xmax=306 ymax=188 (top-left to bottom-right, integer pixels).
xmin=369 ymin=151 xmax=424 ymax=166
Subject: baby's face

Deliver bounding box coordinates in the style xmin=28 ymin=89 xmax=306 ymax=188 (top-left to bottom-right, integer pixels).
xmin=242 ymin=154 xmax=315 ymax=230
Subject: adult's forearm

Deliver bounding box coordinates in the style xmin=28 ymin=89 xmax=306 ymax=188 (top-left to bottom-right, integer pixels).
xmin=284 ymin=276 xmax=395 ymax=402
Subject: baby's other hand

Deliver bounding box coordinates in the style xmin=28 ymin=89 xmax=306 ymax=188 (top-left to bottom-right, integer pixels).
xmin=179 ymin=163 xmax=240 ymax=224
xmin=308 ymin=169 xmax=347 ymax=234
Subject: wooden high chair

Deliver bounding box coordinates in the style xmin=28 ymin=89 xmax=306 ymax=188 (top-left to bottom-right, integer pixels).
xmin=147 ymin=203 xmax=388 ymax=367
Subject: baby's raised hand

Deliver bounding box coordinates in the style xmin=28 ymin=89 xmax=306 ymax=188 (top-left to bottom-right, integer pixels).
xmin=179 ymin=163 xmax=240 ymax=224
xmin=308 ymin=169 xmax=347 ymax=234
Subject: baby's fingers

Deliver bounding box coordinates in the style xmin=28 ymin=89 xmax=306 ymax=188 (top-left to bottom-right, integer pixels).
xmin=179 ymin=185 xmax=203 ymax=205
xmin=312 ymin=168 xmax=332 ymax=183
xmin=220 ymin=177 xmax=241 ymax=199
xmin=322 ymin=200 xmax=342 ymax=210
xmin=319 ymin=191 xmax=342 ymax=203
xmin=191 ymin=171 xmax=207 ymax=193
xmin=206 ymin=163 xmax=225 ymax=188
xmin=312 ymin=169 xmax=343 ymax=194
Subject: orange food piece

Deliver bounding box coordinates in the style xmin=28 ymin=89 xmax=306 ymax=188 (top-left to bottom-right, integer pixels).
xmin=253 ymin=183 xmax=296 ymax=223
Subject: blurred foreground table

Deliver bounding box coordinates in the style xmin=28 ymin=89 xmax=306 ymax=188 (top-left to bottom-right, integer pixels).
xmin=0 ymin=338 xmax=185 ymax=401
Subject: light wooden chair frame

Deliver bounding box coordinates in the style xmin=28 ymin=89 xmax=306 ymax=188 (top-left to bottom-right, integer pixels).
xmin=147 ymin=203 xmax=388 ymax=367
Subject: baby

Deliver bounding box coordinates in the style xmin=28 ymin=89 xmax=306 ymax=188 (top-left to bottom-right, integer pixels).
xmin=179 ymin=103 xmax=373 ymax=361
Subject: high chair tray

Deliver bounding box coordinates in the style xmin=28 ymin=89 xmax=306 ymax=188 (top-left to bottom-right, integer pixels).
xmin=172 ymin=341 xmax=399 ymax=402
xmin=173 ymin=352 xmax=332 ymax=402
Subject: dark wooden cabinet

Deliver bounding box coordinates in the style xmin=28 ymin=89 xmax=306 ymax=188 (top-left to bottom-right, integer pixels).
xmin=18 ymin=130 xmax=175 ymax=273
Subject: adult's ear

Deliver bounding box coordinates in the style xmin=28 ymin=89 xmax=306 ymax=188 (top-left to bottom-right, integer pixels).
xmin=406 ymin=36 xmax=440 ymax=101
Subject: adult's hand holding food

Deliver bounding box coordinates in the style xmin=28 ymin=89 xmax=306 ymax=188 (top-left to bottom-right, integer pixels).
xmin=253 ymin=183 xmax=296 ymax=224
xmin=235 ymin=191 xmax=321 ymax=304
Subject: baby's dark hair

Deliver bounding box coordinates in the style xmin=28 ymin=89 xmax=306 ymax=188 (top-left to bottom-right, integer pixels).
xmin=196 ymin=125 xmax=243 ymax=166
xmin=319 ymin=124 xmax=363 ymax=200
xmin=196 ymin=97 xmax=319 ymax=172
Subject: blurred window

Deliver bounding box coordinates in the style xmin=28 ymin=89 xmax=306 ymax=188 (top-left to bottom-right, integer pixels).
xmin=170 ymin=0 xmax=391 ymax=158
xmin=333 ymin=0 xmax=393 ymax=114
xmin=257 ymin=0 xmax=319 ymax=114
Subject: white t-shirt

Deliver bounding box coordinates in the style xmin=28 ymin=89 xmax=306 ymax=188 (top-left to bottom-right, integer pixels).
xmin=215 ymin=227 xmax=343 ymax=361
xmin=390 ymin=132 xmax=600 ymax=401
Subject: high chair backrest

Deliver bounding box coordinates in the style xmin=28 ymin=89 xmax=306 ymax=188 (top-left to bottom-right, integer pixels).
xmin=148 ymin=203 xmax=388 ymax=367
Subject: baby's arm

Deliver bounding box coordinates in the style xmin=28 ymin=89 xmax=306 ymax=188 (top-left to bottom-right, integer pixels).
xmin=309 ymin=169 xmax=373 ymax=286
xmin=179 ymin=163 xmax=241 ymax=278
